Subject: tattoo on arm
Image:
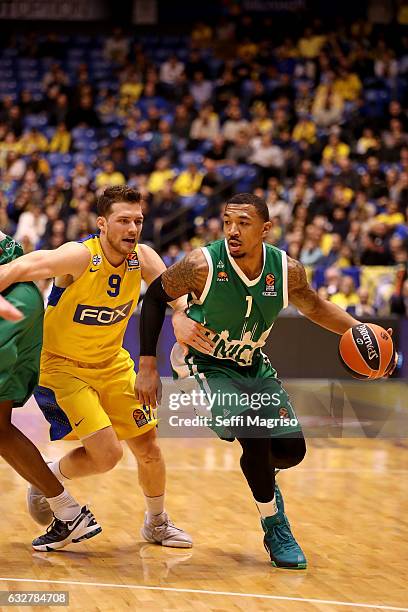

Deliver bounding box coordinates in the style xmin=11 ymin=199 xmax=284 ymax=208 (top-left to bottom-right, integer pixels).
xmin=161 ymin=249 xmax=208 ymax=300
xmin=287 ymin=256 xmax=319 ymax=314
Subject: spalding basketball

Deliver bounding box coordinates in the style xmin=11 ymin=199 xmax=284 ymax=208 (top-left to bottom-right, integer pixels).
xmin=339 ymin=323 xmax=395 ymax=380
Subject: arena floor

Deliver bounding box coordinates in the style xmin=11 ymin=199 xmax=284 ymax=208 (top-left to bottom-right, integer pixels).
xmin=1 ymin=397 xmax=407 ymax=612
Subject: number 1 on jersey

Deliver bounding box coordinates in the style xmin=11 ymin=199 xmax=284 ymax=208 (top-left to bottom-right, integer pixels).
xmin=245 ymin=295 xmax=253 ymax=318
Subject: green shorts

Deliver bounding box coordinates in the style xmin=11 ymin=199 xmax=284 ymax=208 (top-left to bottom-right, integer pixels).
xmin=0 ymin=282 xmax=44 ymax=407
xmin=171 ymin=344 xmax=302 ymax=440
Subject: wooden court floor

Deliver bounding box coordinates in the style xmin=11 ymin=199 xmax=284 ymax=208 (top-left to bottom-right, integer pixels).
xmin=0 ymin=399 xmax=407 ymax=612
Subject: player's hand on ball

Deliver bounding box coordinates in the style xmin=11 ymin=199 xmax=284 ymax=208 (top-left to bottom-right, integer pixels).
xmin=384 ymin=329 xmax=398 ymax=377
xmin=0 ymin=294 xmax=23 ymax=321
xmin=135 ymin=358 xmax=162 ymax=408
xmin=172 ymin=310 xmax=215 ymax=356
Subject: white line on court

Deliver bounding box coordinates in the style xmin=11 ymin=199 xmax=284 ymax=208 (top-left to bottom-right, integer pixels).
xmin=0 ymin=577 xmax=407 ymax=611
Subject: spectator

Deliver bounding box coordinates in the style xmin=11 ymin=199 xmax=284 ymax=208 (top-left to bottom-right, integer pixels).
xmin=292 ymin=114 xmax=316 ymax=145
xmin=361 ymin=222 xmax=394 ymax=265
xmin=299 ymin=242 xmax=322 ymax=267
xmin=95 ymin=160 xmax=126 ymax=191
xmin=68 ymin=95 xmax=100 ymax=128
xmin=222 ymin=107 xmax=249 ymax=142
xmin=147 ymin=157 xmax=175 ymax=194
xmin=206 ymin=135 xmax=229 ymax=164
xmin=190 ymin=105 xmax=220 ymax=143
xmin=163 ymin=244 xmax=182 ymax=267
xmin=66 ymin=199 xmax=97 ymax=241
xmin=330 ymin=275 xmax=360 ymax=310
xmin=190 ymin=71 xmax=213 ymax=106
xmin=375 ymin=200 xmax=405 ymax=227
xmin=349 ymin=287 xmax=377 ymax=317
xmin=320 ymin=233 xmax=343 ymax=267
xmin=49 ymin=122 xmax=71 ymax=154
xmin=160 ymin=55 xmax=185 ymax=87
xmin=20 ymin=128 xmax=48 ymax=155
xmin=312 ymin=86 xmax=344 ymax=128
xmin=322 ymin=132 xmax=350 ymax=163
xmin=4 ymin=151 xmax=26 ymax=180
xmin=324 ymin=266 xmax=342 ymax=297
xmin=249 ymin=133 xmax=284 ymax=184
xmin=173 ymin=163 xmax=204 ymax=197
xmin=104 ymin=27 xmax=129 ymax=63
xmin=14 ymin=203 xmax=47 ymax=248
xmin=226 ymin=130 xmax=252 ymax=165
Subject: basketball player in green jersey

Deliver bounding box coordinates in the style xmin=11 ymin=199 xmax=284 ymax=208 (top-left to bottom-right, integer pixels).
xmin=0 ymin=232 xmax=101 ymax=551
xmin=135 ymin=193 xmax=365 ymax=569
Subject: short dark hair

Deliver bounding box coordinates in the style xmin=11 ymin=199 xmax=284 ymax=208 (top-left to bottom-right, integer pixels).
xmin=225 ymin=193 xmax=269 ymax=222
xmin=97 ymin=186 xmax=141 ymax=217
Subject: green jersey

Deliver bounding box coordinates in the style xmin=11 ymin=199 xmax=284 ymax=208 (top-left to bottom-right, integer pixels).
xmin=0 ymin=235 xmax=24 ymax=264
xmin=187 ymin=239 xmax=288 ymax=367
xmin=0 ymin=235 xmax=44 ymax=406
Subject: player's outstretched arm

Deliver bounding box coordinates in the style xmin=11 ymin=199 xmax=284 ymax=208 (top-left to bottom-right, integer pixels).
xmin=0 ymin=242 xmax=91 ymax=291
xmin=0 ymin=294 xmax=23 ymax=321
xmin=287 ymin=256 xmax=361 ymax=335
xmin=135 ymin=249 xmax=209 ymax=407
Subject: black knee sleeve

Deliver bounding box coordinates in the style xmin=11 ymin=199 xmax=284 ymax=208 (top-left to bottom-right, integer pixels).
xmin=238 ymin=437 xmax=275 ymax=503
xmin=270 ymin=433 xmax=306 ymax=469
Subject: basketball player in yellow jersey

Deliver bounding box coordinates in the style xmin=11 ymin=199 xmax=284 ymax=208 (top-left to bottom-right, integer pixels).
xmin=0 ymin=186 xmax=194 ymax=548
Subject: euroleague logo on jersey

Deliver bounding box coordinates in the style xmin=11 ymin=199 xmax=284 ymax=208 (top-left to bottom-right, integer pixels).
xmin=127 ymin=252 xmax=140 ymax=271
xmin=133 ymin=408 xmax=148 ymax=427
xmin=217 ymin=271 xmax=229 ymax=282
xmin=262 ymin=273 xmax=278 ymax=297
xmin=279 ymin=406 xmax=289 ymax=418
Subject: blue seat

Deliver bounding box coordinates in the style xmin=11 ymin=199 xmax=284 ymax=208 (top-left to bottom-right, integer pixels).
xmin=24 ymin=114 xmax=47 ymax=128
xmin=48 ymin=153 xmax=65 ymax=166
xmin=54 ymin=166 xmax=72 ymax=179
xmin=180 ymin=152 xmax=203 ymax=166
xmin=218 ymin=165 xmax=235 ymax=180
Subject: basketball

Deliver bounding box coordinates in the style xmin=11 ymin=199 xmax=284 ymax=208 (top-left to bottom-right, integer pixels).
xmin=339 ymin=323 xmax=395 ymax=380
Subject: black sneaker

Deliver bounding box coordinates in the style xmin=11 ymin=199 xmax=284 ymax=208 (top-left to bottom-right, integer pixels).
xmin=32 ymin=506 xmax=102 ymax=552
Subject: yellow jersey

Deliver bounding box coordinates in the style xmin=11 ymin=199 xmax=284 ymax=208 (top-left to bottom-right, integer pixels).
xmin=43 ymin=235 xmax=141 ymax=363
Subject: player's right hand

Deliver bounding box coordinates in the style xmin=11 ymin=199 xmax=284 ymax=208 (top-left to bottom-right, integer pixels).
xmin=135 ymin=357 xmax=162 ymax=408
xmin=172 ymin=310 xmax=215 ymax=356
xmin=0 ymin=295 xmax=23 ymax=321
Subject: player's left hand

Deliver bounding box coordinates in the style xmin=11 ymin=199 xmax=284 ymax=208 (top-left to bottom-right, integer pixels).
xmin=0 ymin=294 xmax=23 ymax=321
xmin=135 ymin=357 xmax=162 ymax=408
xmin=172 ymin=310 xmax=215 ymax=356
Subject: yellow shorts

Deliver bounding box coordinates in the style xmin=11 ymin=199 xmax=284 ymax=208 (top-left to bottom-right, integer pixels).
xmin=34 ymin=348 xmax=157 ymax=441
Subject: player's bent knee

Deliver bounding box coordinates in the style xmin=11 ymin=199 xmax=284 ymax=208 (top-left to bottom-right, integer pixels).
xmin=89 ymin=444 xmax=123 ymax=473
xmin=272 ymin=437 xmax=307 ymax=469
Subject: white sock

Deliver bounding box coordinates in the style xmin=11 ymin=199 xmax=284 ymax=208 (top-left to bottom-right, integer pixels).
xmin=145 ymin=494 xmax=165 ymax=522
xmin=255 ymin=497 xmax=278 ymax=518
xmin=49 ymin=460 xmax=68 ymax=483
xmin=47 ymin=489 xmax=82 ymax=522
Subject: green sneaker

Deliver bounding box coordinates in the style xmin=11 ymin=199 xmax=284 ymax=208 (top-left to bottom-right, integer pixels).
xmin=261 ymin=513 xmax=307 ymax=569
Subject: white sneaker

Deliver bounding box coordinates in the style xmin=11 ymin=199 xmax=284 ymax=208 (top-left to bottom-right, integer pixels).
xmin=32 ymin=506 xmax=102 ymax=552
xmin=141 ymin=512 xmax=193 ymax=548
xmin=27 ymin=484 xmax=52 ymax=525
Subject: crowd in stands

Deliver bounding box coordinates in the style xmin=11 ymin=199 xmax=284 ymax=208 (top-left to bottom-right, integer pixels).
xmin=1 ymin=6 xmax=408 ymax=315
